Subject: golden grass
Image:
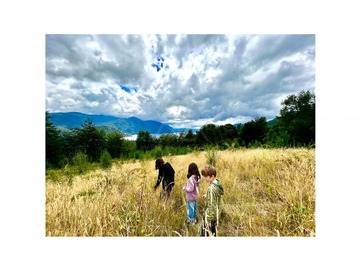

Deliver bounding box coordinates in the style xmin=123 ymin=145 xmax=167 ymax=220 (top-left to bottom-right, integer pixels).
xmin=46 ymin=148 xmax=315 ymax=236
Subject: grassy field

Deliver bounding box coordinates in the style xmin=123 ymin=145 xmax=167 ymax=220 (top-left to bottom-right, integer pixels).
xmin=46 ymin=148 xmax=315 ymax=236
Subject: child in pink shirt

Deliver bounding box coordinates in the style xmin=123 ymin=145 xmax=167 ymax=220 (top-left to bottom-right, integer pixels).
xmin=182 ymin=163 xmax=201 ymax=225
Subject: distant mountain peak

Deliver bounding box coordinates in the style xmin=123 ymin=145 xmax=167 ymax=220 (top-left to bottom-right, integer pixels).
xmin=127 ymin=116 xmax=139 ymax=120
xmin=48 ymin=112 xmax=175 ymax=135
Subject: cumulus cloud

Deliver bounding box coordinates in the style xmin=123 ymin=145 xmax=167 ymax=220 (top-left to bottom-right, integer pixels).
xmin=46 ymin=34 xmax=315 ymax=128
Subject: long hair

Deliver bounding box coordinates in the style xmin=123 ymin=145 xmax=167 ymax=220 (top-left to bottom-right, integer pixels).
xmin=187 ymin=162 xmax=200 ymax=179
xmin=155 ymin=158 xmax=164 ymax=170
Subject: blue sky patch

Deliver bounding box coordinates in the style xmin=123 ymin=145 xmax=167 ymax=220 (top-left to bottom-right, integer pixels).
xmin=120 ymin=85 xmax=137 ymax=93
xmin=152 ymin=55 xmax=165 ymax=72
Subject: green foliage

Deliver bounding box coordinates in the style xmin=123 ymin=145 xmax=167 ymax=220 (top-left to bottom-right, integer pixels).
xmin=251 ymin=140 xmax=263 ymax=148
xmin=74 ymin=119 xmax=107 ymax=162
xmin=136 ymin=131 xmax=156 ymax=151
xmin=46 ymin=169 xmax=61 ymax=183
xmin=152 ymin=146 xmax=164 ymax=159
xmin=46 ymin=111 xmax=64 ymax=168
xmin=71 ymin=189 xmax=97 ymax=201
xmin=106 ymin=131 xmax=125 ymax=158
xmin=100 ymin=150 xmax=112 ymax=169
xmin=121 ymin=140 xmax=136 ymax=159
xmin=62 ymin=129 xmax=81 ymax=160
xmin=278 ymin=90 xmax=315 ymax=146
xmin=132 ymin=150 xmax=142 ymax=160
xmin=196 ymin=124 xmax=219 ymax=145
xmin=205 ymin=148 xmax=219 ymax=166
xmin=72 ymin=152 xmax=89 ymax=174
xmin=240 ymin=117 xmax=268 ymax=147
xmin=182 ymin=129 xmax=196 ymax=147
xmin=219 ymin=123 xmax=238 ymax=142
xmin=228 ymin=140 xmax=239 ymax=150
xmin=45 ymin=90 xmax=316 ymax=172
xmin=159 ymin=133 xmax=179 ymax=148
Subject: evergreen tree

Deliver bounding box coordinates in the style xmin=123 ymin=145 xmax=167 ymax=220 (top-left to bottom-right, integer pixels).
xmin=159 ymin=133 xmax=179 ymax=148
xmin=106 ymin=131 xmax=125 ymax=158
xmin=240 ymin=117 xmax=268 ymax=146
xmin=184 ymin=129 xmax=196 ymax=146
xmin=46 ymin=111 xmax=64 ymax=168
xmin=219 ymin=123 xmax=238 ymax=142
xmin=136 ymin=131 xmax=156 ymax=151
xmin=74 ymin=119 xmax=106 ymax=162
xmin=196 ymin=124 xmax=218 ymax=145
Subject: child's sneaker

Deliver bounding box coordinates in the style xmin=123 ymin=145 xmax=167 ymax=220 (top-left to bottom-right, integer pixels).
xmin=185 ymin=219 xmax=191 ymax=225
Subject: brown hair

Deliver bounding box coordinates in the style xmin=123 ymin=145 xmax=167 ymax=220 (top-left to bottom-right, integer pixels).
xmin=201 ymin=165 xmax=217 ymax=177
xmin=155 ymin=158 xmax=164 ymax=170
xmin=187 ymin=163 xmax=201 ymax=179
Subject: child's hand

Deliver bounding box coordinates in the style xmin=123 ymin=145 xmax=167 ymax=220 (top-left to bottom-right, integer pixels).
xmin=202 ymin=195 xmax=206 ymax=200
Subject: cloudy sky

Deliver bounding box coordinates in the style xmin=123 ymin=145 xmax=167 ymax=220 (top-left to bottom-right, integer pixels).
xmin=46 ymin=34 xmax=315 ymax=129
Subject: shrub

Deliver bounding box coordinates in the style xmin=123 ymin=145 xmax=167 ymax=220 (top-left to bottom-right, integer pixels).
xmin=152 ymin=146 xmax=163 ymax=159
xmin=205 ymin=149 xmax=219 ymax=167
xmin=46 ymin=169 xmax=60 ymax=183
xmin=251 ymin=140 xmax=263 ymax=148
xmin=100 ymin=150 xmax=112 ymax=169
xmin=72 ymin=152 xmax=89 ymax=174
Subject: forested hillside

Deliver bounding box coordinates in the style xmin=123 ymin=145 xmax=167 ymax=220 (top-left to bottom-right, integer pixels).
xmin=46 ymin=90 xmax=315 ymax=169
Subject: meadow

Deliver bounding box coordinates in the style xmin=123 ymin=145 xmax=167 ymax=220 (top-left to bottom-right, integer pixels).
xmin=46 ymin=148 xmax=315 ymax=236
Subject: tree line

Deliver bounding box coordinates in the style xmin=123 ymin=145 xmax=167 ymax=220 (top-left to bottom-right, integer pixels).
xmin=46 ymin=90 xmax=315 ymax=169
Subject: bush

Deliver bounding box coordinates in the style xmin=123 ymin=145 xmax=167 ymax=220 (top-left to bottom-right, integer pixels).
xmin=46 ymin=169 xmax=61 ymax=183
xmin=251 ymin=140 xmax=263 ymax=148
xmin=152 ymin=146 xmax=163 ymax=159
xmin=100 ymin=150 xmax=112 ymax=169
xmin=72 ymin=152 xmax=89 ymax=174
xmin=205 ymin=149 xmax=219 ymax=167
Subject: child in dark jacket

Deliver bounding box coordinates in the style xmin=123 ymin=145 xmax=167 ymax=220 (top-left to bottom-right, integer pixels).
xmin=154 ymin=158 xmax=175 ymax=200
xmin=183 ymin=163 xmax=201 ymax=225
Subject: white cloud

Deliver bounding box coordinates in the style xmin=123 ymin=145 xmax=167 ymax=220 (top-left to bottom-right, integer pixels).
xmin=46 ymin=34 xmax=315 ymax=128
xmin=166 ymin=105 xmax=189 ymax=118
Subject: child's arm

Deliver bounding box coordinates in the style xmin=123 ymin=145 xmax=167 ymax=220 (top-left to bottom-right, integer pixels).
xmin=154 ymin=170 xmax=163 ymax=190
xmin=183 ymin=177 xmax=194 ymax=192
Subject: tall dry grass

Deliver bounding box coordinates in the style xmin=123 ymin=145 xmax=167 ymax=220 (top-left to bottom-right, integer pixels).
xmin=46 ymin=148 xmax=315 ymax=236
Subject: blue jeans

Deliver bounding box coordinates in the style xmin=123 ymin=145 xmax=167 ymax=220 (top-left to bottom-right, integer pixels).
xmin=187 ymin=200 xmax=198 ymax=221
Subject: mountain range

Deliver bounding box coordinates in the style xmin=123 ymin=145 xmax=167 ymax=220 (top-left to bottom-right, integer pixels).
xmin=48 ymin=112 xmax=278 ymax=136
xmin=48 ymin=112 xmax=178 ymax=135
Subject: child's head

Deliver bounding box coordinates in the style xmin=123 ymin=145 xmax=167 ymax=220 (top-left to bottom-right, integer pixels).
xmin=187 ymin=162 xmax=200 ymax=179
xmin=155 ymin=158 xmax=164 ymax=170
xmin=201 ymin=165 xmax=216 ymax=183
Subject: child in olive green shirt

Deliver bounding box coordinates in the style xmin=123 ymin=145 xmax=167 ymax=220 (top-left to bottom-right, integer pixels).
xmin=200 ymin=165 xmax=224 ymax=236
